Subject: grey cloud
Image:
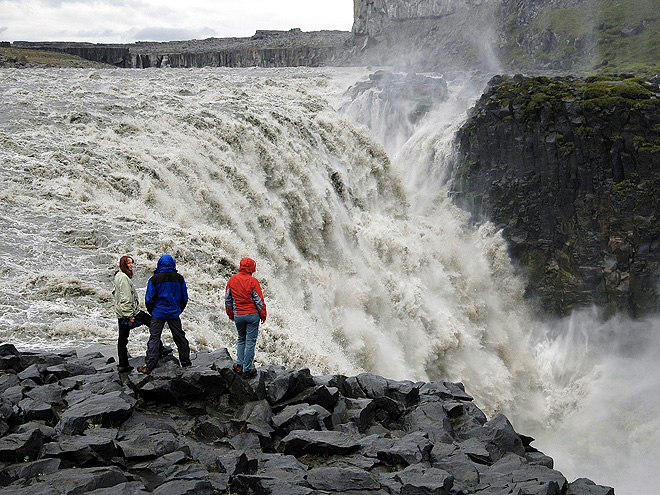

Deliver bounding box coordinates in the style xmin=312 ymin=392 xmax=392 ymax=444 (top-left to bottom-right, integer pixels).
xmin=130 ymin=26 xmax=217 ymax=42
xmin=0 ymin=26 xmax=8 ymax=36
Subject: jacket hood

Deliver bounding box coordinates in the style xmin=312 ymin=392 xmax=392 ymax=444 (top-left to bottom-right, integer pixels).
xmin=155 ymin=254 xmax=177 ymax=273
xmin=239 ymin=257 xmax=256 ymax=274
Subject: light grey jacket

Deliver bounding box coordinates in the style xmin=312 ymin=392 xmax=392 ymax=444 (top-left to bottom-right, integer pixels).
xmin=112 ymin=271 xmax=140 ymax=318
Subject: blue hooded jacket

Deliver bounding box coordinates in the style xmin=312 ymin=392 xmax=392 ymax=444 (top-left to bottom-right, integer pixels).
xmin=145 ymin=254 xmax=188 ymax=320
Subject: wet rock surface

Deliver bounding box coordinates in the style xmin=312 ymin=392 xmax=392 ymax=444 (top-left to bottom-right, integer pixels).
xmin=344 ymin=70 xmax=450 ymax=147
xmin=0 ymin=343 xmax=613 ymax=494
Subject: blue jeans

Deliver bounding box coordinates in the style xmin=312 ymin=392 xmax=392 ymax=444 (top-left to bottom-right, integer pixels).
xmin=235 ymin=313 xmax=259 ymax=372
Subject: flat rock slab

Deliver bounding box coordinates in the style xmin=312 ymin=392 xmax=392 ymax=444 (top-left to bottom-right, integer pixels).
xmin=306 ymin=465 xmax=381 ymax=491
xmin=280 ymin=430 xmax=361 ymax=455
xmin=57 ymin=391 xmax=136 ymax=435
xmin=3 ymin=466 xmax=128 ymax=495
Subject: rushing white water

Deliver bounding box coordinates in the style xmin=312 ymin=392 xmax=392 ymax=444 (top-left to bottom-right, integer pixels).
xmin=0 ymin=66 xmax=658 ymax=493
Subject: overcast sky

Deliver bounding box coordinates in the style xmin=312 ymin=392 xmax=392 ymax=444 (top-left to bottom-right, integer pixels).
xmin=0 ymin=0 xmax=354 ymax=43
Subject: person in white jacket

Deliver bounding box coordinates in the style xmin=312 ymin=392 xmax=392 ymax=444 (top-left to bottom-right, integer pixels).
xmin=112 ymin=255 xmax=169 ymax=372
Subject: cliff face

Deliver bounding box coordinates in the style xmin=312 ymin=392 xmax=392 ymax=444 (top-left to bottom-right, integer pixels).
xmin=451 ymin=74 xmax=660 ymax=317
xmin=350 ymin=0 xmax=659 ymax=74
xmin=498 ymin=0 xmax=660 ymax=73
xmin=12 ymin=30 xmax=353 ymax=68
xmin=132 ymin=46 xmax=342 ymax=69
xmin=348 ymin=0 xmax=502 ymax=72
xmin=352 ymin=0 xmax=490 ymax=36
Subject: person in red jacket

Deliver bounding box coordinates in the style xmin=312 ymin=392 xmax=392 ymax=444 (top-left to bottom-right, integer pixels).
xmin=225 ymin=257 xmax=267 ymax=379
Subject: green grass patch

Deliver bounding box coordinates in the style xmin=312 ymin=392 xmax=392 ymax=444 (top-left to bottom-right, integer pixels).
xmin=0 ymin=47 xmax=105 ymax=67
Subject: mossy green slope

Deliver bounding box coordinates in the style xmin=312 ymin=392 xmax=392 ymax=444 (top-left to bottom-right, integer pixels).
xmin=502 ymin=0 xmax=660 ymax=74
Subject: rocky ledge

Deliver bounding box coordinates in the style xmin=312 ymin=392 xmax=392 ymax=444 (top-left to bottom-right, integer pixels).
xmin=0 ymin=343 xmax=613 ymax=494
xmin=451 ymin=73 xmax=660 ymax=317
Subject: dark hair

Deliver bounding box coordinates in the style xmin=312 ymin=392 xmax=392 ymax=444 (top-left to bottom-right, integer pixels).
xmin=119 ymin=256 xmax=134 ymax=278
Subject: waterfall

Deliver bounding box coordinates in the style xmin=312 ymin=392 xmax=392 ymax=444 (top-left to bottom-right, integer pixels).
xmin=0 ymin=66 xmax=658 ymax=493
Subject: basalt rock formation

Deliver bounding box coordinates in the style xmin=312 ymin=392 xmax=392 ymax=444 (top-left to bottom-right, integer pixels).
xmin=0 ymin=343 xmax=614 ymax=494
xmin=451 ymin=73 xmax=660 ymax=317
xmin=349 ymin=0 xmax=659 ymax=74
xmin=7 ymin=1 xmax=658 ymax=73
xmin=11 ymin=30 xmax=353 ymax=68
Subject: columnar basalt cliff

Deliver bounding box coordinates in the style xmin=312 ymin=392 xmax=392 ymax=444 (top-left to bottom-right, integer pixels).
xmin=451 ymin=74 xmax=660 ymax=317
xmin=0 ymin=344 xmax=614 ymax=494
xmin=12 ymin=30 xmax=353 ymax=68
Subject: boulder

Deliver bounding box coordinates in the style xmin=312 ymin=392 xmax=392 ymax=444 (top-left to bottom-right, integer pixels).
xmin=280 ymin=430 xmax=361 ymax=456
xmin=18 ymin=397 xmax=58 ymax=424
xmin=306 ymin=465 xmax=380 ymax=491
xmin=256 ymin=452 xmax=308 ymax=481
xmin=3 ymin=466 xmax=128 ymax=495
xmin=25 ymin=383 xmax=64 ymax=404
xmin=86 ymin=482 xmax=151 ymax=495
xmin=45 ymin=361 xmax=97 ymax=380
xmin=271 ymin=384 xmax=339 ymax=412
xmin=1 ymin=458 xmax=61 ymax=480
xmin=272 ymin=403 xmax=332 ymax=434
xmin=361 ymin=431 xmax=432 ymax=466
xmin=404 ymin=397 xmax=454 ymax=444
xmin=57 ymin=391 xmax=136 ymax=435
xmin=230 ymin=474 xmax=313 ymax=495
xmin=41 ymin=428 xmax=120 ymax=466
xmin=567 ymin=478 xmax=615 ymax=495
xmin=117 ymin=427 xmax=182 ymax=459
xmin=0 ymin=428 xmax=44 ymax=463
xmin=152 ymin=479 xmax=216 ymax=495
xmin=265 ymin=368 xmax=315 ymax=404
xmin=215 ymin=451 xmax=257 ymax=475
xmin=395 ymin=464 xmax=454 ymax=495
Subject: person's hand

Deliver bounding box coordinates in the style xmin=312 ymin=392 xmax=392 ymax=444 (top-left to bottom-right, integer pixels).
xmin=260 ymin=317 xmax=266 ymax=324
xmin=129 ymin=317 xmax=135 ymax=324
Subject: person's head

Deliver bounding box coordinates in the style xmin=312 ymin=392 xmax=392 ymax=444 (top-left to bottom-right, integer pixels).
xmin=155 ymin=254 xmax=177 ymax=273
xmin=239 ymin=257 xmax=256 ymax=274
xmin=119 ymin=255 xmax=134 ymax=278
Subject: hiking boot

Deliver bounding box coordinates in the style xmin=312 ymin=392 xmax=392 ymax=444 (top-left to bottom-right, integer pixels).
xmin=137 ymin=365 xmax=150 ymax=374
xmin=232 ymin=363 xmax=243 ymax=375
xmin=243 ymin=368 xmax=257 ymax=379
xmin=117 ymin=365 xmax=133 ymax=373
xmin=181 ymin=361 xmax=192 ymax=368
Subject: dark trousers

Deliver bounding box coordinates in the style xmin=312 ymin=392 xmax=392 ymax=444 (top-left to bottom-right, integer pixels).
xmin=146 ymin=316 xmax=190 ymax=371
xmin=117 ymin=310 xmax=152 ymax=367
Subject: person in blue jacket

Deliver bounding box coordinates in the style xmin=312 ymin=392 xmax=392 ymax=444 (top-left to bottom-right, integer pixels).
xmin=138 ymin=254 xmax=192 ymax=373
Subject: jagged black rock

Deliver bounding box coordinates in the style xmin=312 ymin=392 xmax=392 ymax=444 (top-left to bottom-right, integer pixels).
xmin=0 ymin=343 xmax=614 ymax=494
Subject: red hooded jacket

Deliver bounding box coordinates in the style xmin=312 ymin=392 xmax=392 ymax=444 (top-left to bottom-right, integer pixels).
xmin=225 ymin=258 xmax=267 ymax=321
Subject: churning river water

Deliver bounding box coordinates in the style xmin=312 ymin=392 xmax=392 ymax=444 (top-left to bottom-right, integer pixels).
xmin=0 ymin=66 xmax=658 ymax=493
